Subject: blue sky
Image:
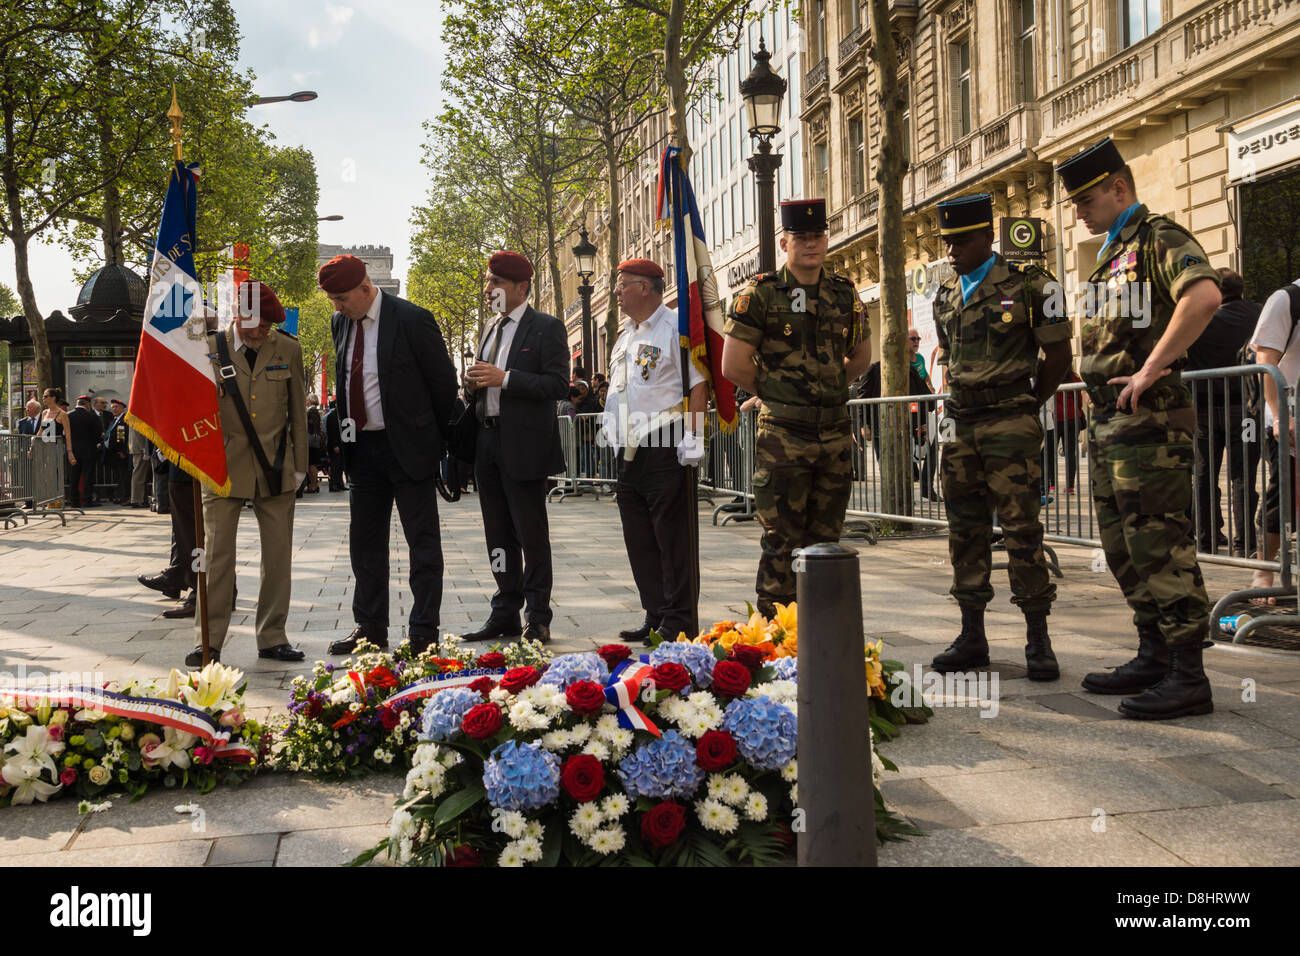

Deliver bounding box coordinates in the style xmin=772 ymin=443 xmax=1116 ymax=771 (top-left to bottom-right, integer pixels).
xmin=2 ymin=0 xmax=446 ymax=313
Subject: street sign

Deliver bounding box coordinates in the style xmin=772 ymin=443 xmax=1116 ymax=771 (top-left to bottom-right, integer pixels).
xmin=1000 ymin=217 xmax=1045 ymax=260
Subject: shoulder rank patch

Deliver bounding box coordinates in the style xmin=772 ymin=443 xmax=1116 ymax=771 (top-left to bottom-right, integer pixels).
xmin=734 ymin=294 xmax=751 ymax=314
xmin=1182 ymin=255 xmax=1202 ymax=268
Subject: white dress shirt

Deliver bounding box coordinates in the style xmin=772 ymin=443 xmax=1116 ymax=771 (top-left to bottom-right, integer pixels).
xmin=346 ymin=290 xmax=386 ymax=430
xmin=602 ymin=302 xmax=705 ymax=451
xmin=479 ymin=301 xmax=525 ymax=417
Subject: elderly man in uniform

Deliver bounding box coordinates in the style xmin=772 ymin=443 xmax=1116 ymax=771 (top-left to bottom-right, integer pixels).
xmin=186 ymin=282 xmax=307 ymax=667
xmin=1060 ymin=137 xmax=1222 ymax=720
xmin=604 ymin=258 xmax=708 ymax=644
xmin=722 ymin=199 xmax=872 ymax=617
xmin=926 ymin=194 xmax=1073 ymax=680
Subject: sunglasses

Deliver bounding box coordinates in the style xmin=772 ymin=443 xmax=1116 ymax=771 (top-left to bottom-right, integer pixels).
xmin=908 ymin=336 xmax=920 ymax=342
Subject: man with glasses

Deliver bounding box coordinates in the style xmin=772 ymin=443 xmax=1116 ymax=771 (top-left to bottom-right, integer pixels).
xmin=722 ymin=199 xmax=872 ymax=617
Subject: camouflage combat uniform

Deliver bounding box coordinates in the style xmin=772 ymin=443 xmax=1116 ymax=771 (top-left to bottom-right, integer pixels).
xmin=1081 ymin=204 xmax=1221 ymax=648
xmin=724 ymin=265 xmax=866 ymax=615
xmin=936 ymin=255 xmax=1070 ymax=612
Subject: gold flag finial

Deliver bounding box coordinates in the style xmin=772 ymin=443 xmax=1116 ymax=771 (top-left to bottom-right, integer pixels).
xmin=167 ymin=83 xmax=183 ymax=161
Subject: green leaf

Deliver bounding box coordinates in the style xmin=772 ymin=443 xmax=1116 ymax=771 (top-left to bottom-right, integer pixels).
xmin=541 ymin=821 xmax=563 ymax=868
xmin=432 ymin=781 xmax=486 ymax=830
xmin=712 ymin=642 xmax=728 ymax=662
xmin=347 ymin=839 xmax=389 ymax=867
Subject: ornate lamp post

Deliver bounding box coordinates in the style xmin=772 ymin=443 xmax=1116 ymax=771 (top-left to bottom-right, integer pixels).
xmin=740 ymin=37 xmax=787 ymax=273
xmin=573 ymin=226 xmax=598 ymax=372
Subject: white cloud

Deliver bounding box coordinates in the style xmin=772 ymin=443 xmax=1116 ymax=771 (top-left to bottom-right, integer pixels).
xmin=307 ymin=3 xmax=354 ymax=49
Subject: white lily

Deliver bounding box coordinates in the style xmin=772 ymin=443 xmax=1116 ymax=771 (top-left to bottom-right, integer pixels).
xmin=74 ymin=708 xmax=109 ymax=723
xmin=2 ymin=723 xmax=65 ymax=777
xmin=1 ymin=761 xmax=61 ymax=804
xmin=140 ymin=726 xmax=197 ymax=769
xmin=180 ymin=661 xmax=245 ymax=713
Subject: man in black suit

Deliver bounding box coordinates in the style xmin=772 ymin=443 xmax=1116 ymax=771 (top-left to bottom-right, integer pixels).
xmin=66 ymin=396 xmax=102 ymax=508
xmin=462 ymin=251 xmax=568 ymax=644
xmin=16 ymin=399 xmax=41 ymax=435
xmin=321 ymin=254 xmax=459 ymax=656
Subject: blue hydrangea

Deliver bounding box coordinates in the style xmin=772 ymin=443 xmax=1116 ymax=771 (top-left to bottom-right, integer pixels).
xmin=768 ymin=657 xmax=798 ymax=682
xmin=649 ymin=642 xmax=716 ymax=687
xmin=616 ymin=730 xmax=706 ymax=800
xmin=482 ymin=740 xmax=561 ymax=811
xmin=539 ymin=652 xmax=610 ymax=689
xmin=419 ymin=687 xmax=484 ymax=742
xmin=722 ymin=697 xmax=797 ymax=771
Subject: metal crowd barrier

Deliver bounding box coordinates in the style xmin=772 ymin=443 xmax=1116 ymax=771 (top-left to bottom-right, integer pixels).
xmin=701 ymin=408 xmax=757 ymax=524
xmin=0 ymin=432 xmax=72 ymax=528
xmin=547 ymin=413 xmax=617 ymax=502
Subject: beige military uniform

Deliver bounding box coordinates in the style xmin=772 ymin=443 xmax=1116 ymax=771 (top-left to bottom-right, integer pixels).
xmin=199 ymin=326 xmax=308 ymax=651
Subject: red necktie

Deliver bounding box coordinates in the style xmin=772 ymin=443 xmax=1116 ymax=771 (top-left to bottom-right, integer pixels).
xmin=349 ymin=318 xmax=368 ymax=430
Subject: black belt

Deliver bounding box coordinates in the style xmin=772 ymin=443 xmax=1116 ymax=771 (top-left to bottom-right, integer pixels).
xmin=481 ymin=416 xmax=500 ymax=430
xmin=949 ymin=381 xmax=1033 ymax=407
xmin=760 ymin=401 xmax=850 ymax=425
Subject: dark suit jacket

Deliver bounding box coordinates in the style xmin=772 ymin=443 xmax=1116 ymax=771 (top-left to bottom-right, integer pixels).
xmin=474 ymin=304 xmax=569 ymax=481
xmin=331 ymin=292 xmax=458 ymax=483
xmin=16 ymin=416 xmax=41 ymax=436
xmin=66 ymin=406 xmax=102 ymax=455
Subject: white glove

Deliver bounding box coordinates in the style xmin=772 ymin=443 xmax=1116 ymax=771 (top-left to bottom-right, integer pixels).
xmin=676 ymin=432 xmax=706 ymax=467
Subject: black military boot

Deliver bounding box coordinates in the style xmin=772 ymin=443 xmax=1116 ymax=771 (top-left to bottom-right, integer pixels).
xmin=1081 ymin=625 xmax=1168 ymax=694
xmin=1117 ymin=644 xmax=1214 ymax=720
xmin=931 ymin=604 xmax=989 ymax=673
xmin=1024 ymin=610 xmax=1059 ymax=681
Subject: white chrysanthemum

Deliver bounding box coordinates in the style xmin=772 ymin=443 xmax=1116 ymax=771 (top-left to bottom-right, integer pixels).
xmin=581 ymin=740 xmax=611 ymax=761
xmin=594 ymin=714 xmax=621 ymax=741
xmin=780 ymin=759 xmax=798 ymax=783
xmin=743 ymin=792 xmax=769 ymax=821
xmin=608 ymin=728 xmax=634 ymax=750
xmin=390 ymin=808 xmax=417 ymax=842
xmin=515 ymin=836 xmax=544 ymax=862
xmin=570 ymin=803 xmax=604 ymax=835
xmin=683 ymin=714 xmax=716 ymax=739
xmin=524 ymin=820 xmax=544 ymax=841
xmin=396 ymin=836 xmax=413 ymax=863
xmin=601 ymin=793 xmax=630 ymax=817
xmin=696 ymin=798 xmax=739 ymax=834
xmin=658 ymin=696 xmax=687 ymax=723
xmin=348 ymin=701 xmax=363 ymax=713
xmin=541 ymin=730 xmax=570 ymax=751
xmin=789 ymin=783 xmax=798 ymax=803
xmin=568 ymin=722 xmax=592 ymax=744
xmin=498 ymin=843 xmax=525 ymax=867
xmin=589 ymin=826 xmax=625 ymax=855
xmin=750 ymin=679 xmax=797 ymax=705
xmin=399 ymin=711 xmax=412 ymax=727
xmin=685 ymin=691 xmax=716 ymax=709
xmin=706 ymin=774 xmax=728 ymax=800
xmin=498 ymin=810 xmax=528 ymax=839
xmin=719 ymin=774 xmax=750 ymax=806
xmin=488 ymin=687 xmax=511 ymax=704
xmin=507 ymin=700 xmax=552 ymax=732
xmin=543 ymin=690 xmax=568 ymax=714
xmin=440 ymin=750 xmax=463 ymax=769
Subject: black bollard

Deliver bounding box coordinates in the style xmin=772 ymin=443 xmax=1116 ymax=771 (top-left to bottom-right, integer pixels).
xmin=795 ymin=541 xmax=878 ymax=866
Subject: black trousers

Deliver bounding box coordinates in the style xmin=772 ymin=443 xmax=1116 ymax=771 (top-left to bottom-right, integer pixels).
xmin=348 ymin=430 xmax=443 ymax=639
xmin=616 ymin=445 xmax=695 ymax=639
xmin=475 ymin=427 xmax=553 ymax=627
xmin=67 ymin=452 xmax=95 ymax=507
xmin=166 ymin=480 xmax=197 ymax=591
xmin=1195 ymin=411 xmax=1261 ymax=552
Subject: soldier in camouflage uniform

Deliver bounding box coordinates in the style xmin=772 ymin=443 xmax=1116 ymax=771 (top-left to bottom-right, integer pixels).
xmin=1060 ymin=137 xmax=1223 ymax=720
xmin=722 ymin=199 xmax=872 ymax=617
xmin=928 ymin=194 xmax=1074 ymax=680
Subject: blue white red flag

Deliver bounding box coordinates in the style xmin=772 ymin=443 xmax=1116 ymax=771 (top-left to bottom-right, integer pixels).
xmin=125 ymin=161 xmax=229 ymax=494
xmin=656 ymin=146 xmax=737 ymax=431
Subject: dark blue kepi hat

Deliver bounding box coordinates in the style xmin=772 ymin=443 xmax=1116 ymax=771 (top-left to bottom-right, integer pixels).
xmin=780 ymin=198 xmax=827 ymax=233
xmin=1058 ymin=137 xmax=1126 ymax=200
xmin=937 ymin=193 xmax=993 ymax=236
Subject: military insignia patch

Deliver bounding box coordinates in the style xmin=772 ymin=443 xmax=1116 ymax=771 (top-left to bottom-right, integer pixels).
xmin=853 ymin=298 xmax=863 ymax=313
xmin=735 ymin=294 xmax=750 ymax=314
xmin=783 ymin=323 xmax=792 ymax=336
xmin=1000 ymin=296 xmax=1014 ymax=308
xmin=1182 ymin=255 xmax=1202 ymax=268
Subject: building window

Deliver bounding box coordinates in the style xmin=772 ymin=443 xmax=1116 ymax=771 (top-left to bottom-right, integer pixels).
xmin=900 ymin=81 xmax=911 ymax=163
xmin=950 ymin=39 xmax=972 ymax=139
xmin=732 ymin=182 xmax=741 ymax=234
xmin=1122 ymin=0 xmax=1161 ymax=47
xmin=722 ymin=191 xmax=731 ymax=238
xmin=813 ymin=142 xmax=829 ymax=201
xmin=1018 ymin=0 xmax=1036 ymax=101
xmin=711 ymin=133 xmax=719 ymax=187
xmin=742 ymin=172 xmax=751 ymax=228
xmin=789 ymin=131 xmax=802 ymax=197
xmin=787 ymin=54 xmax=801 ymax=118
xmin=848 ymin=116 xmax=866 ymax=196
xmin=844 ymin=0 xmax=862 ymax=32
xmin=813 ymin=0 xmax=827 ymax=62
xmin=772 ymin=9 xmax=782 ymax=51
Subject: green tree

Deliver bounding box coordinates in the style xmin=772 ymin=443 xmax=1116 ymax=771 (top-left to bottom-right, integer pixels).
xmin=0 ymin=282 xmax=18 ymax=316
xmin=291 ymin=290 xmax=335 ymax=397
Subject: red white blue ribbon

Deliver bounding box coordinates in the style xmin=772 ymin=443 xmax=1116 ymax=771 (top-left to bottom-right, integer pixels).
xmin=382 ymin=668 xmax=506 ymax=711
xmin=604 ymin=660 xmax=661 ymax=737
xmin=0 ymin=682 xmax=254 ymax=762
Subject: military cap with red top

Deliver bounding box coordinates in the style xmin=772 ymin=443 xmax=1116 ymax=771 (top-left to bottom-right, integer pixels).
xmin=109 ymin=398 xmax=126 ymax=408
xmin=617 ymin=258 xmax=664 ymax=279
xmin=239 ymin=280 xmax=286 ymax=325
xmin=488 ymin=251 xmax=534 ymax=282
xmin=1057 ymin=137 xmax=1127 ymax=201
xmin=317 ymin=254 xmax=368 ymax=294
xmin=780 ymin=198 xmax=827 ymax=233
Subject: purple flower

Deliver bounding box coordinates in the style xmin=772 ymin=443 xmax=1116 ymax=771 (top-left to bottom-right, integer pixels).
xmin=325 ymin=664 xmax=335 ymax=673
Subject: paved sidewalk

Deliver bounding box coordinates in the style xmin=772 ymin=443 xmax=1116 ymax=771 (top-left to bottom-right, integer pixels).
xmin=2 ymin=489 xmax=1298 ymax=866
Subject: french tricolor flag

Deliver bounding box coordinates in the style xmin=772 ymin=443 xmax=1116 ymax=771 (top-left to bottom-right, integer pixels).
xmin=126 ymin=161 xmax=229 ymax=494
xmin=656 ymin=146 xmax=737 ymax=431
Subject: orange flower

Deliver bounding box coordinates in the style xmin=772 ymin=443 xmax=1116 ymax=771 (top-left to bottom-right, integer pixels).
xmin=699 ymin=620 xmax=739 ymax=645
xmin=716 ymin=629 xmax=742 ymax=649
xmin=736 ymin=611 xmax=771 ymax=646
xmin=750 ymin=641 xmax=778 ymax=661
xmin=771 ymin=602 xmax=797 ymax=642
xmin=429 ymin=658 xmax=464 ymax=671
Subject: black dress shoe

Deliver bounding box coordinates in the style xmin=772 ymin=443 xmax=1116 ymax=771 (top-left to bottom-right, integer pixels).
xmin=408 ymin=632 xmax=439 ymax=656
xmin=461 ymin=620 xmax=523 ymax=642
xmin=162 ymin=597 xmax=196 ymax=619
xmin=185 ymin=646 xmax=220 ymax=667
xmin=328 ymin=627 xmax=388 ymax=655
xmin=139 ymin=573 xmax=181 ymax=601
xmin=258 ymin=643 xmax=306 ymax=661
xmin=523 ymin=623 xmax=551 ymax=644
xmin=618 ymin=622 xmax=656 ymax=643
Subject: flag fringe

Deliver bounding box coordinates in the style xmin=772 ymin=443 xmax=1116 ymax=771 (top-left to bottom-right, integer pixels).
xmin=124 ymin=411 xmax=231 ymax=497
xmin=679 ymin=334 xmax=738 ymax=434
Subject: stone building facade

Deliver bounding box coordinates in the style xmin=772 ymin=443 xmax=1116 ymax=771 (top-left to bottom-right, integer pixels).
xmin=316 ymin=243 xmax=401 ymax=296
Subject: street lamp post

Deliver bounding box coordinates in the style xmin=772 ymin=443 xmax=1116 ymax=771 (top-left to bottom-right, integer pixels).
xmin=250 ymin=91 xmax=318 ymax=106
xmin=741 ymin=37 xmax=787 ymax=274
xmin=573 ymin=227 xmax=598 ymax=373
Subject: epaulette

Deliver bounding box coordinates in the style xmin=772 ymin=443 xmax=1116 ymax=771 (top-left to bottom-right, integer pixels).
xmin=275 ymin=327 xmax=298 ymax=339
xmin=754 ymin=271 xmax=779 ymax=283
xmin=829 ymin=273 xmax=856 ymax=287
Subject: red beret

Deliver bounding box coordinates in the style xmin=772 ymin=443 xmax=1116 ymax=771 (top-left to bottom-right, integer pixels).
xmin=317 ymin=254 xmax=367 ymax=294
xmin=488 ymin=251 xmax=534 ymax=282
xmin=239 ymin=281 xmax=286 ymax=325
xmin=77 ymin=395 xmax=91 ymax=402
xmin=618 ymin=258 xmax=664 ymax=279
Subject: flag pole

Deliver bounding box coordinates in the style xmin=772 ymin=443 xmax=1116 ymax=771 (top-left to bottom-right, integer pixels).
xmin=169 ymin=84 xmax=212 ymax=668
xmin=673 ymin=151 xmax=700 ymax=639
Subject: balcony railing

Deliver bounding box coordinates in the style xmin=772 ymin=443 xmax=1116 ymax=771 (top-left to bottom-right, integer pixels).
xmin=914 ymin=105 xmax=1041 ymax=204
xmin=1050 ymin=50 xmax=1144 ymax=129
xmin=804 ymin=57 xmax=829 ymax=104
xmin=838 ymin=24 xmax=864 ymax=64
xmin=1185 ymin=0 xmax=1285 ymax=57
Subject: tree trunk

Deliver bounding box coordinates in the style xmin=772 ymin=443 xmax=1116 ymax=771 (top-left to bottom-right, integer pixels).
xmin=868 ymin=0 xmax=912 ymax=519
xmin=98 ymin=107 xmax=124 ymax=265
xmin=542 ymin=175 xmax=564 ymax=321
xmin=664 ymin=0 xmax=693 ymax=168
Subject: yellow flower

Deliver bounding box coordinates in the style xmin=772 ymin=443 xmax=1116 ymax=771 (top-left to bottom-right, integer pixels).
xmin=775 ymin=630 xmax=798 ymax=658
xmin=181 ymin=661 xmax=246 ymax=713
xmin=772 ymin=602 xmax=797 ymax=641
xmin=736 ymin=612 xmax=771 ymax=646
xmin=119 ymin=722 xmax=134 ymax=742
xmin=864 ymin=640 xmax=885 ymax=698
xmin=49 ymin=710 xmax=69 ymax=727
xmin=717 ymin=629 xmax=742 ymax=649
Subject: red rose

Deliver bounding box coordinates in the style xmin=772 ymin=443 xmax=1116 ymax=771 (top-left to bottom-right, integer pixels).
xmin=461 ymin=702 xmax=504 ymax=740
xmin=640 ymin=801 xmax=688 ymax=848
xmin=379 ymin=707 xmax=400 ymax=731
xmin=445 ymin=844 xmax=483 ymax=867
xmin=477 ymin=652 xmax=507 ymax=668
xmin=650 ymin=662 xmax=690 ymax=693
xmin=469 ymin=676 xmax=496 ymax=697
xmin=729 ymin=644 xmax=767 ymax=670
xmin=711 ymin=660 xmax=751 ymax=698
xmin=366 ymin=665 xmax=398 ymax=689
xmin=565 ymin=680 xmax=607 ymax=716
xmin=500 ymin=666 xmax=541 ymax=694
xmin=695 ymin=730 xmax=738 ymax=771
xmin=303 ymin=698 xmax=323 ymax=720
xmin=597 ymin=644 xmax=632 ymax=668
xmin=561 ymin=754 xmax=605 ymax=802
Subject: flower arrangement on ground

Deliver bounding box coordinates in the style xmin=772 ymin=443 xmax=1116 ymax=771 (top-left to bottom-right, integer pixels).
xmin=355 ymin=629 xmax=923 ymax=868
xmin=0 ymin=662 xmax=264 ymax=808
xmin=269 ymin=635 xmax=552 ymax=778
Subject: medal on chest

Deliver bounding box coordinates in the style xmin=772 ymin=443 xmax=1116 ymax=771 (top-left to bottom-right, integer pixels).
xmin=635 ymin=344 xmax=661 ymax=381
xmin=999 ymin=296 xmax=1014 ymax=323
